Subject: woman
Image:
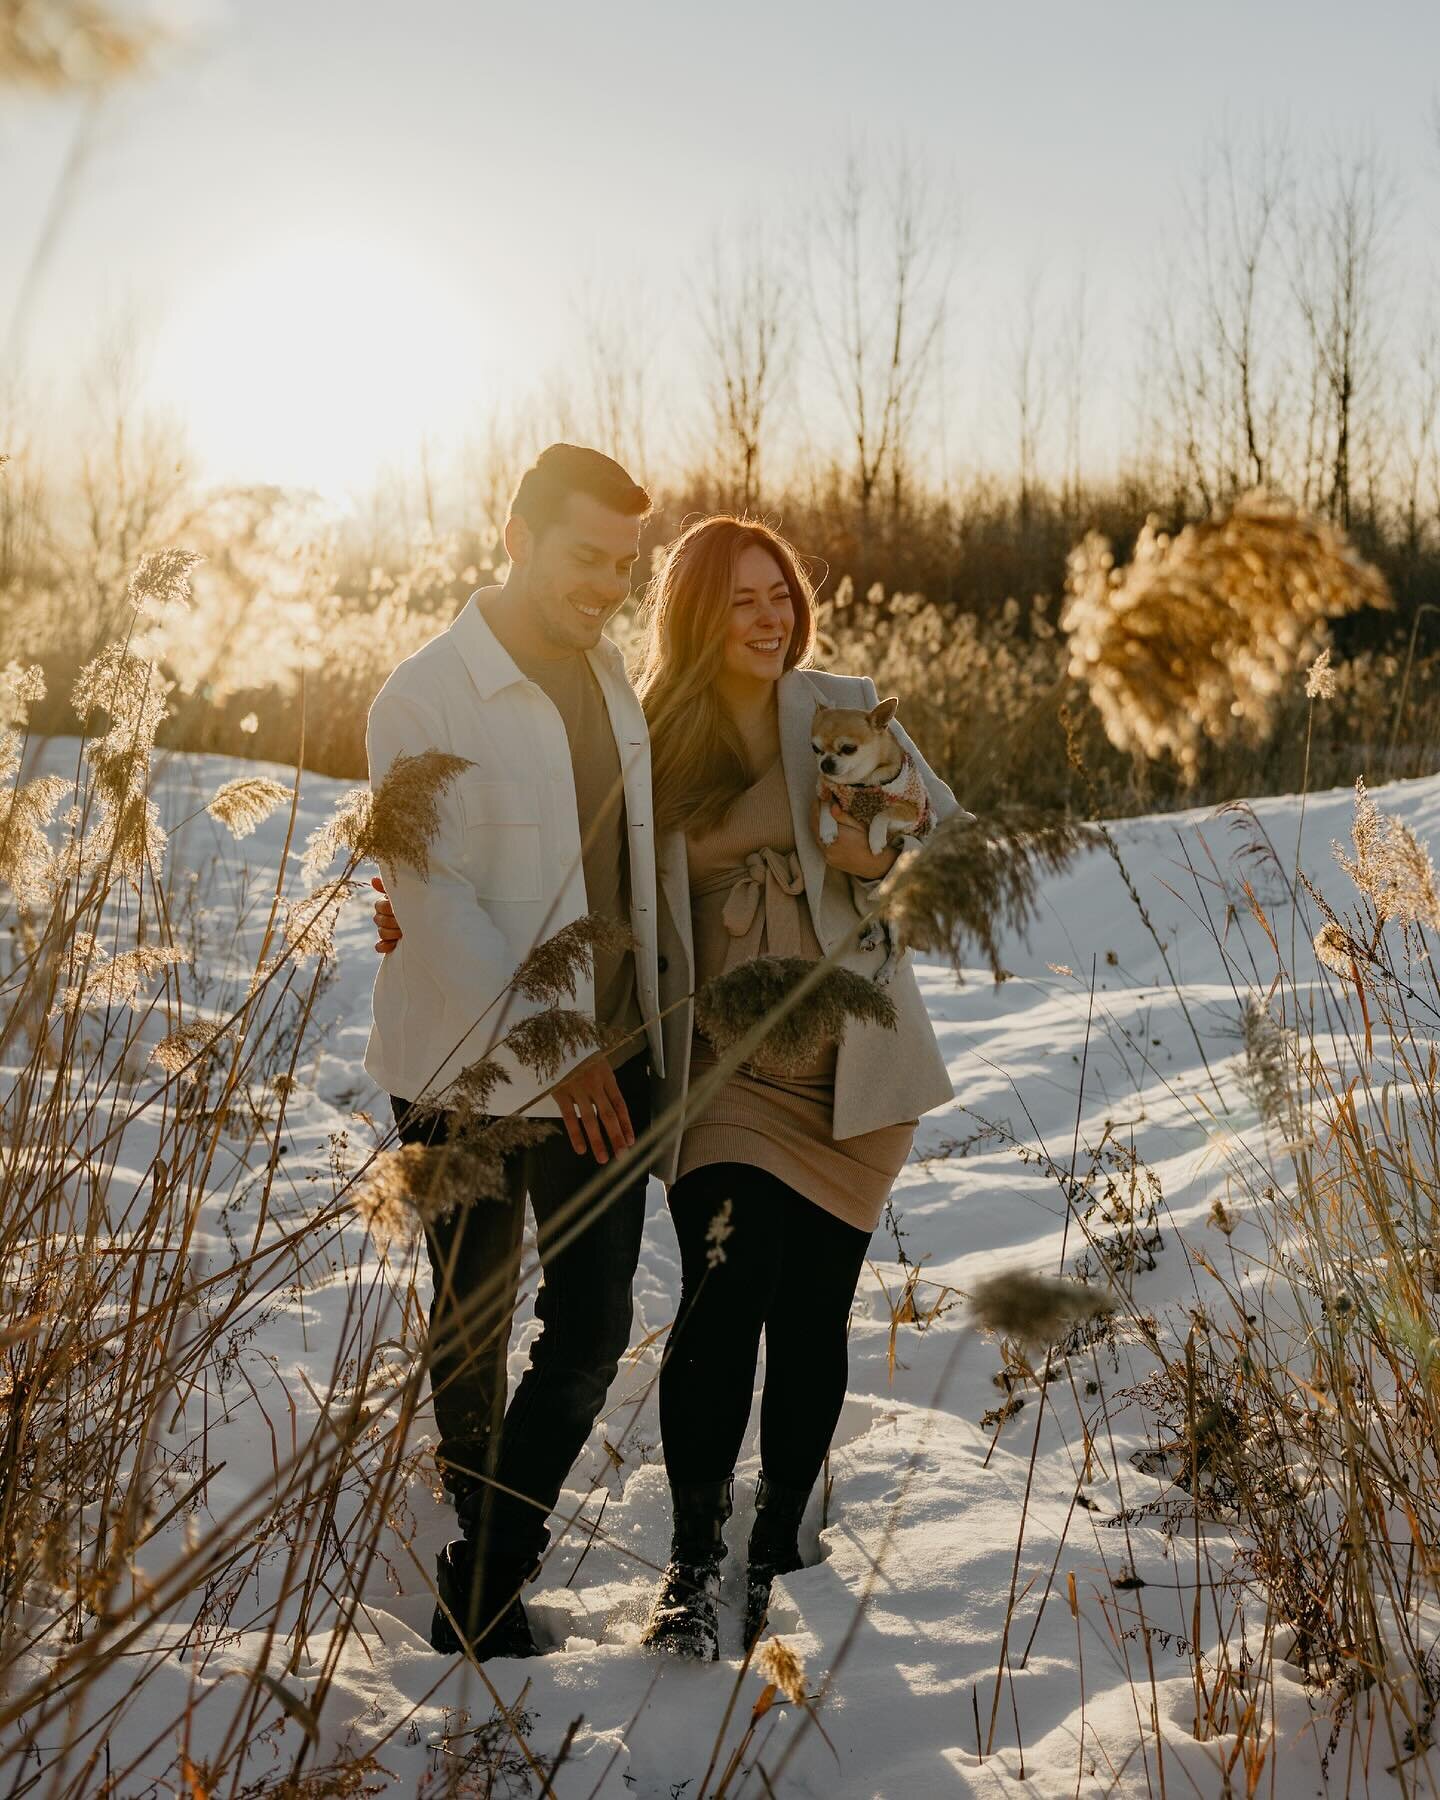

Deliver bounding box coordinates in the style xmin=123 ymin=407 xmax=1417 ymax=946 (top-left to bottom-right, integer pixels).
xmin=635 ymin=517 xmax=958 ymax=1658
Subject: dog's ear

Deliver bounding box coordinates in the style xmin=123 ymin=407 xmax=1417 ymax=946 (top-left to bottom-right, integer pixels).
xmin=869 ymin=696 xmax=900 ymax=729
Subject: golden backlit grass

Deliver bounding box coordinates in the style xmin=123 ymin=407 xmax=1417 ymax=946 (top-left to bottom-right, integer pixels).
xmin=2 ymin=495 xmax=1440 ymax=1793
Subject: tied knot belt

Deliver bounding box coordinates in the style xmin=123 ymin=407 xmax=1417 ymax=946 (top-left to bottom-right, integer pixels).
xmin=696 ymin=848 xmax=808 ymax=974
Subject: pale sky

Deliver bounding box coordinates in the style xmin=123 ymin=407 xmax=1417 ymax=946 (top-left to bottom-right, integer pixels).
xmin=4 ymin=0 xmax=1439 ymax=497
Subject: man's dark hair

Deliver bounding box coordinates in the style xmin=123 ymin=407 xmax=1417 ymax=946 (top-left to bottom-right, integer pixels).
xmin=509 ymin=443 xmax=651 ymax=538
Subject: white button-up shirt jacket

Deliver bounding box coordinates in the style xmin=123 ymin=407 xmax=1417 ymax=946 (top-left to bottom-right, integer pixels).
xmin=362 ymin=592 xmax=664 ymax=1116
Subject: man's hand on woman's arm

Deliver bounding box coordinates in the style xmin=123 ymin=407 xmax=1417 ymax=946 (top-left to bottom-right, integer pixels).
xmin=372 ymin=875 xmax=401 ymax=952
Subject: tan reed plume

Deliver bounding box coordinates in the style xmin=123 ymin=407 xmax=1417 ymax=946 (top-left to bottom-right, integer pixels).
xmin=1334 ymin=777 xmax=1440 ymax=931
xmin=879 ymin=808 xmax=1095 ymax=979
xmin=968 ymin=1268 xmax=1116 ymax=1350
xmin=302 ymin=748 xmax=471 ymax=882
xmin=754 ymin=1635 xmax=808 ymax=1704
xmin=127 ymin=548 xmax=203 ymax=617
xmin=1062 ymin=492 xmax=1389 ymax=779
xmin=695 ymin=955 xmax=897 ymax=1075
xmin=0 ymin=772 xmax=67 ymax=905
xmin=206 ymin=776 xmax=293 ymax=840
xmin=152 ymin=1019 xmax=234 ymax=1074
xmin=54 ymin=941 xmax=188 ymax=1014
xmin=0 ymin=0 xmax=165 ymax=91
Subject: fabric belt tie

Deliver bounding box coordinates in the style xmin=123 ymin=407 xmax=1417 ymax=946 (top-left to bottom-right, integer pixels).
xmin=718 ymin=849 xmax=806 ymax=972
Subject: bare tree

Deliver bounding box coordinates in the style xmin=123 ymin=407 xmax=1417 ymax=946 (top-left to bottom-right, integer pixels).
xmin=1008 ymin=274 xmax=1051 ymax=525
xmin=1289 ymin=145 xmax=1393 ymax=528
xmin=808 ymin=144 xmax=956 ymax=534
xmin=1156 ymin=130 xmax=1292 ymax=511
xmin=695 ymin=233 xmax=789 ymax=510
xmin=462 ymin=407 xmax=536 ymax=551
xmin=1396 ymin=315 xmax=1440 ymax=572
xmin=74 ymin=314 xmax=195 ymax=611
xmin=1060 ymin=273 xmax=1091 ymax=512
xmin=0 ymin=379 xmax=50 ymax=587
xmin=575 ymin=293 xmax=654 ymax=481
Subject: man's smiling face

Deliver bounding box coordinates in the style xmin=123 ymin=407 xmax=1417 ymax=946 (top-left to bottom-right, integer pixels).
xmin=511 ymin=491 xmax=642 ymax=652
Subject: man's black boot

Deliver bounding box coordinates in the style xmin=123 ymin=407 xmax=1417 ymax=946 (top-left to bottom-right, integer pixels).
xmin=743 ymin=1474 xmax=810 ymax=1648
xmin=640 ymin=1477 xmax=734 ymax=1662
xmin=431 ymin=1538 xmax=540 ymax=1661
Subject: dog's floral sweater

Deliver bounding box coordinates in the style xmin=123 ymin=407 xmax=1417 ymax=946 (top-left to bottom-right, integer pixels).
xmin=818 ymin=751 xmax=933 ymax=838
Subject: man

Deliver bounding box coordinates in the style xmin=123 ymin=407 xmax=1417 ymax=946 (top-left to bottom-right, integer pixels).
xmin=364 ymin=442 xmax=663 ymax=1660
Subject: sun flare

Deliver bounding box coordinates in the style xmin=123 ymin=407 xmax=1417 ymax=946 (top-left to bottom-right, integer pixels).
xmin=151 ymin=234 xmax=492 ymax=495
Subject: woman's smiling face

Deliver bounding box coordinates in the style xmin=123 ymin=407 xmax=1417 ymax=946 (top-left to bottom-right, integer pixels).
xmin=720 ymin=543 xmax=795 ymax=686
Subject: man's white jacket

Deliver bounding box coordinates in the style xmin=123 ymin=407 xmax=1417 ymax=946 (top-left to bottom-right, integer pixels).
xmin=362 ymin=591 xmax=664 ymax=1114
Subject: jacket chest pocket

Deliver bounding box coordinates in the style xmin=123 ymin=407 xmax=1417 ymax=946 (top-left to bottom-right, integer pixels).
xmin=456 ymin=778 xmax=543 ymax=903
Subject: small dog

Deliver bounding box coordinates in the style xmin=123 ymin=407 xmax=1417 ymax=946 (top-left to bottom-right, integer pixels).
xmin=811 ymin=697 xmax=932 ymax=983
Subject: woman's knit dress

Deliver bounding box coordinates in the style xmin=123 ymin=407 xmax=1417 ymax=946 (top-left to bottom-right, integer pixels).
xmin=676 ymin=757 xmax=915 ymax=1234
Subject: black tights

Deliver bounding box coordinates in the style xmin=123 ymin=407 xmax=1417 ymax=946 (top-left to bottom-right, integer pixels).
xmin=658 ymin=1162 xmax=872 ymax=1494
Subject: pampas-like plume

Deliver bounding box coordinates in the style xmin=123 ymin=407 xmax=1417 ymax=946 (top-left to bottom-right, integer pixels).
xmin=0 ymin=660 xmax=45 ymax=729
xmin=754 ymin=1635 xmax=807 ymax=1704
xmin=460 ymin=1117 xmax=555 ymax=1194
xmin=1314 ymin=920 xmax=1371 ymax=979
xmin=0 ymin=773 xmax=67 ymax=905
xmin=1335 ymin=777 xmax=1440 ymax=930
xmin=71 ymin=645 xmax=169 ymax=808
xmin=879 ymin=809 xmax=1095 ymax=980
xmin=102 ymin=792 xmax=167 ymax=880
xmin=127 ymin=549 xmax=202 ymax=618
xmin=357 ymin=1120 xmax=555 ymax=1244
xmin=1306 ymin=646 xmax=1337 ymax=700
xmin=152 ymin=1019 xmax=234 ymax=1074
xmin=55 ymin=941 xmax=188 ymax=1013
xmin=440 ymin=1056 xmax=511 ymax=1134
xmin=504 ymin=1009 xmax=608 ymax=1082
xmin=281 ymin=879 xmax=357 ymax=965
xmin=1062 ymin=493 xmax=1388 ymax=778
xmin=695 ymin=956 xmax=897 ymax=1075
xmin=968 ymin=1268 xmax=1116 ymax=1349
xmin=1 ymin=0 xmax=164 ymax=91
xmin=512 ymin=913 xmax=637 ymax=1005
xmin=356 ymin=1145 xmax=473 ymax=1245
xmin=303 ymin=749 xmax=471 ymax=881
xmin=705 ymin=1198 xmax=733 ymax=1268
xmin=206 ymin=776 xmax=293 ymax=840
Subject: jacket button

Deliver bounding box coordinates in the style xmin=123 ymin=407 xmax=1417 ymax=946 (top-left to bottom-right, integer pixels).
xmin=657 ymin=955 xmax=668 ymax=974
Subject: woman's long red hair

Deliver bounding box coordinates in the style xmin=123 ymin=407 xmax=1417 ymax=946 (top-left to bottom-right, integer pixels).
xmin=635 ymin=516 xmax=817 ymax=834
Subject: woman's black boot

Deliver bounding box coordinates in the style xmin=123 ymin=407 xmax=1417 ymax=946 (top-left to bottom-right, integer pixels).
xmin=641 ymin=1477 xmax=733 ymax=1661
xmin=743 ymin=1474 xmax=810 ymax=1648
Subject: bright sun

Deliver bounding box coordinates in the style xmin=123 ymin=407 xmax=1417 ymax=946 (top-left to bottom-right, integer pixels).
xmin=151 ymin=235 xmax=492 ymax=496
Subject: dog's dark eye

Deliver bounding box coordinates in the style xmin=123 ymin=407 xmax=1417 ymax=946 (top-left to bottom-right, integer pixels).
xmin=840 ymin=743 xmax=857 ymax=755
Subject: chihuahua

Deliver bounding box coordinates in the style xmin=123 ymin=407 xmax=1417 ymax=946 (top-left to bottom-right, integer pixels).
xmin=812 ymin=697 xmax=932 ymax=855
xmin=811 ymin=696 xmax=932 ymax=983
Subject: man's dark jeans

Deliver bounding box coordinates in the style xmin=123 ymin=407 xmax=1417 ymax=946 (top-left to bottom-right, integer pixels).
xmin=391 ymin=1053 xmax=651 ymax=1571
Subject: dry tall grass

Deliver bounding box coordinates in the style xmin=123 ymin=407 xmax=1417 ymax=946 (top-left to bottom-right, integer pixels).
xmin=6 ymin=479 xmax=1440 ymax=1794
xmin=0 ymin=540 xmax=1095 ymax=1794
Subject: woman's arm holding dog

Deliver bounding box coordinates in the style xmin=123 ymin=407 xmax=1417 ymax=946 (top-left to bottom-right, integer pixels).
xmin=809 ymin=795 xmax=898 ymax=880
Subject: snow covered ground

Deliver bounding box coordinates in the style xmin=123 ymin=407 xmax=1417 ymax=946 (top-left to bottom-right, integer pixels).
xmin=8 ymin=741 xmax=1438 ymax=1798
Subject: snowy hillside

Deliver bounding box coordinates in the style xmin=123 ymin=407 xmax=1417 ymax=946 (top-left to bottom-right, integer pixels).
xmin=6 ymin=740 xmax=1436 ymax=1798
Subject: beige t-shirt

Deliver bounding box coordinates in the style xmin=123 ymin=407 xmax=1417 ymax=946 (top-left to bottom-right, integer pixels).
xmin=509 ymin=646 xmax=645 ymax=1069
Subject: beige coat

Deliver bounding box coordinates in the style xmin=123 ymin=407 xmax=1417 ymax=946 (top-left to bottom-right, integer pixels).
xmin=651 ymin=667 xmax=965 ymax=1182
